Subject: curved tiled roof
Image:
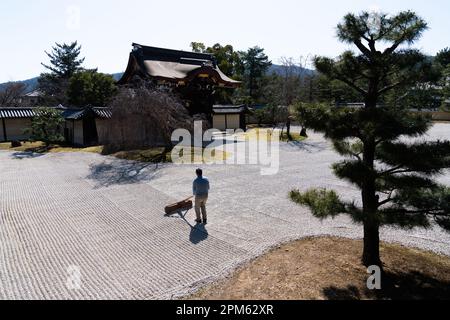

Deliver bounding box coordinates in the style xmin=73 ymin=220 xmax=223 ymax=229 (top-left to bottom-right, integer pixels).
xmin=213 ymin=105 xmax=248 ymax=114
xmin=0 ymin=108 xmax=36 ymax=118
xmin=118 ymin=44 xmax=241 ymax=87
xmin=92 ymin=108 xmax=112 ymax=119
xmin=0 ymin=106 xmax=111 ymax=120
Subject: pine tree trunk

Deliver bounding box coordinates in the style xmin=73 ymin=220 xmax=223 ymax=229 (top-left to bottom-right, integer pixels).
xmin=286 ymin=119 xmax=291 ymax=140
xmin=361 ymin=93 xmax=382 ymax=267
xmin=361 ymin=137 xmax=382 ymax=267
xmin=362 ymin=220 xmax=381 ymax=267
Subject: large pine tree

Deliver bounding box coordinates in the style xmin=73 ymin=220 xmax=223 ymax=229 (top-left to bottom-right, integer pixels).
xmin=242 ymin=47 xmax=272 ymax=103
xmin=290 ymin=11 xmax=450 ymax=267
xmin=38 ymin=41 xmax=85 ymax=104
xmin=41 ymin=41 xmax=85 ymax=77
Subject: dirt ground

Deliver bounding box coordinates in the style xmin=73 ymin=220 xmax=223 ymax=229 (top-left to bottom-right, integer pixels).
xmin=188 ymin=237 xmax=450 ymax=300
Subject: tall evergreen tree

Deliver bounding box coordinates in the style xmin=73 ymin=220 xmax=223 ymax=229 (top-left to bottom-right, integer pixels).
xmin=290 ymin=11 xmax=450 ymax=267
xmin=41 ymin=41 xmax=85 ymax=77
xmin=190 ymin=42 xmax=244 ymax=78
xmin=190 ymin=42 xmax=244 ymax=104
xmin=38 ymin=41 xmax=85 ymax=104
xmin=206 ymin=44 xmax=245 ymax=79
xmin=242 ymin=46 xmax=272 ymax=103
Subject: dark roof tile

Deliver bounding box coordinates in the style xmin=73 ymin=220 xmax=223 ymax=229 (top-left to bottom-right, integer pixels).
xmin=0 ymin=106 xmax=112 ymax=120
xmin=213 ymin=105 xmax=247 ymax=114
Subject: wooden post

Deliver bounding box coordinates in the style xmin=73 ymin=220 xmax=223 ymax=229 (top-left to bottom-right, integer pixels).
xmin=2 ymin=118 xmax=7 ymax=142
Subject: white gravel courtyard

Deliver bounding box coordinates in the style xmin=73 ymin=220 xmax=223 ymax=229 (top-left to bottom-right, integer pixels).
xmin=0 ymin=124 xmax=449 ymax=300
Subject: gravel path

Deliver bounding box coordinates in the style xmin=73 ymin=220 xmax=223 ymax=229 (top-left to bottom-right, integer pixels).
xmin=0 ymin=124 xmax=449 ymax=300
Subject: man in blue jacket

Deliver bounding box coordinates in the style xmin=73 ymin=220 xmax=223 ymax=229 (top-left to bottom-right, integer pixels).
xmin=193 ymin=168 xmax=210 ymax=225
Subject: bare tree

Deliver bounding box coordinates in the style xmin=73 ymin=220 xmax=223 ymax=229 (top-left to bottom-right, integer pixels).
xmin=279 ymin=57 xmax=300 ymax=106
xmin=0 ymin=82 xmax=26 ymax=107
xmin=296 ymin=55 xmax=315 ymax=103
xmin=103 ymin=85 xmax=193 ymax=154
xmin=273 ymin=105 xmax=290 ymax=138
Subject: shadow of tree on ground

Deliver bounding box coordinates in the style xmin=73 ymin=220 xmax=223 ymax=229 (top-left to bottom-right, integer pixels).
xmin=87 ymin=158 xmax=163 ymax=188
xmin=10 ymin=152 xmax=46 ymax=160
xmin=323 ymin=270 xmax=450 ymax=300
xmin=281 ymin=140 xmax=329 ymax=153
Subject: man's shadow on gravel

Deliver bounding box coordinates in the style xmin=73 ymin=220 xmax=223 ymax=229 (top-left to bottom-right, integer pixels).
xmin=165 ymin=209 xmax=209 ymax=244
xmin=189 ymin=223 xmax=209 ymax=244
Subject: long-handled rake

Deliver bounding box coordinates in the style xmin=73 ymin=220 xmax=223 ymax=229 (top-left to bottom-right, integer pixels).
xmin=164 ymin=196 xmax=194 ymax=216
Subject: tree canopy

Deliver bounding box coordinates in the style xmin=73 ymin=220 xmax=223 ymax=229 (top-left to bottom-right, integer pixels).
xmin=67 ymin=70 xmax=117 ymax=107
xmin=41 ymin=41 xmax=85 ymax=78
xmin=39 ymin=41 xmax=86 ymax=104
xmin=190 ymin=42 xmax=272 ymax=104
xmin=190 ymin=42 xmax=244 ymax=79
xmin=436 ymin=48 xmax=450 ymax=67
xmin=27 ymin=107 xmax=65 ymax=146
xmin=242 ymin=46 xmax=272 ymax=103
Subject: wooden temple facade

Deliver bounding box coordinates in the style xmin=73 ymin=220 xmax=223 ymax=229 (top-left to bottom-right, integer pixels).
xmin=118 ymin=44 xmax=241 ymax=118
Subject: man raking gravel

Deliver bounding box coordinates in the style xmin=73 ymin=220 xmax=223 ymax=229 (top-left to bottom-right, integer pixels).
xmin=193 ymin=168 xmax=210 ymax=225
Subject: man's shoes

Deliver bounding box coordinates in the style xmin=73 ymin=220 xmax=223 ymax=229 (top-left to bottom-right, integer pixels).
xmin=203 ymin=219 xmax=207 ymax=225
xmin=195 ymin=219 xmax=202 ymax=224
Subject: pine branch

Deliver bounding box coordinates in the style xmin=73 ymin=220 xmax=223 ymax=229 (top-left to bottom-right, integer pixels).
xmin=354 ymin=40 xmax=372 ymax=58
xmin=379 ymin=165 xmax=404 ymax=176
xmin=378 ymin=81 xmax=404 ymax=94
xmin=290 ymin=189 xmax=347 ymax=219
xmin=377 ymin=197 xmax=394 ymax=207
xmin=383 ymin=40 xmax=403 ymax=56
xmin=383 ymin=22 xmax=410 ymax=55
xmin=368 ymin=37 xmax=377 ymax=53
xmin=397 ymin=208 xmax=446 ymax=215
xmin=388 ymin=169 xmax=416 ymax=175
xmin=335 ymin=75 xmax=368 ymax=95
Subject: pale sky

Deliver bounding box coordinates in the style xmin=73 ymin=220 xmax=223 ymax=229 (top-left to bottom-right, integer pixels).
xmin=0 ymin=0 xmax=449 ymax=83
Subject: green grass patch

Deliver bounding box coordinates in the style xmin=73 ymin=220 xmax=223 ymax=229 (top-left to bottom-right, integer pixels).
xmin=244 ymin=128 xmax=307 ymax=142
xmin=280 ymin=132 xmax=307 ymax=142
xmin=112 ymin=147 xmax=229 ymax=164
xmin=0 ymin=141 xmax=103 ymax=154
xmin=0 ymin=141 xmax=45 ymax=151
xmin=112 ymin=148 xmax=172 ymax=163
xmin=49 ymin=145 xmax=103 ymax=154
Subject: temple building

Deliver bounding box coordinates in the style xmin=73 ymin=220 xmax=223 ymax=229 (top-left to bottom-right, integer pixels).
xmin=1 ymin=44 xmax=246 ymax=147
xmin=118 ymin=44 xmax=241 ymax=118
xmin=212 ymin=105 xmax=248 ymax=131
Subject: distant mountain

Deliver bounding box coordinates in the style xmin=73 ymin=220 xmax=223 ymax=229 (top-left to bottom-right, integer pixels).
xmin=112 ymin=72 xmax=124 ymax=81
xmin=0 ymin=66 xmax=314 ymax=94
xmin=0 ymin=73 xmax=124 ymax=95
xmin=268 ymin=64 xmax=315 ymax=77
xmin=0 ymin=77 xmax=40 ymax=94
